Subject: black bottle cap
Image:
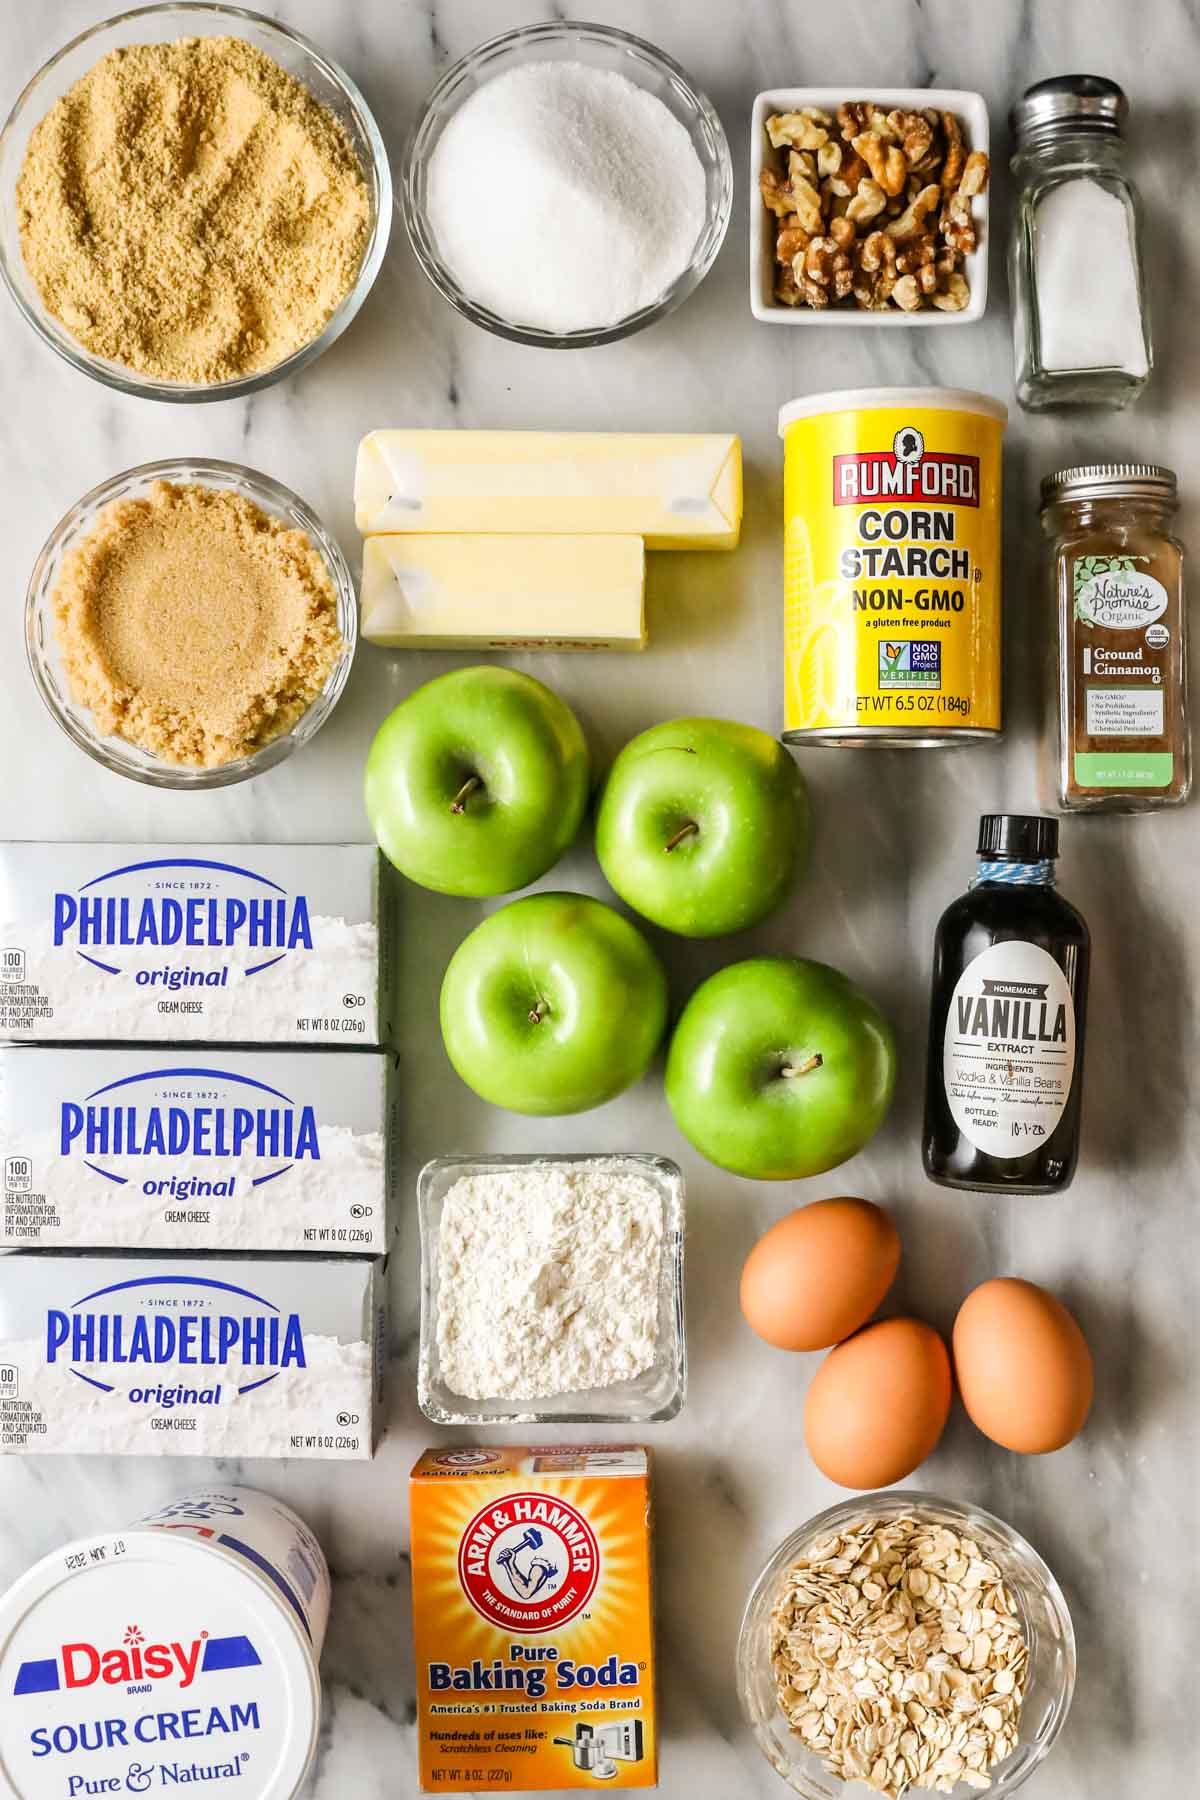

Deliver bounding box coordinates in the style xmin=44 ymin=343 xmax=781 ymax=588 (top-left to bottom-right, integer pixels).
xmin=977 ymin=814 xmax=1059 ymax=861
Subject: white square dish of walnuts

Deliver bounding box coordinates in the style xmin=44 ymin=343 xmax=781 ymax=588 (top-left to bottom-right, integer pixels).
xmin=749 ymin=88 xmax=990 ymax=324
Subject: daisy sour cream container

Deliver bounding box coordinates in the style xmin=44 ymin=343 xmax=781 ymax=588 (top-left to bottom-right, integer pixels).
xmin=0 ymin=1486 xmax=329 ymax=1799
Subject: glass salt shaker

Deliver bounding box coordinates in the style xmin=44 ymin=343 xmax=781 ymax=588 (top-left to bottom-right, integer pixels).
xmin=1009 ymin=76 xmax=1152 ymax=411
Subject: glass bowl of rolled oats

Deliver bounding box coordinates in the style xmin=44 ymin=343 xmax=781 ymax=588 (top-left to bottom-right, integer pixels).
xmin=737 ymin=1493 xmax=1075 ymax=1798
xmin=749 ymin=89 xmax=990 ymax=324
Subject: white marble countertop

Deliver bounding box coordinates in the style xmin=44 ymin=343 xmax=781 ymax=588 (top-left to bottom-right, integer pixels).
xmin=1 ymin=2 xmax=1198 ymax=1796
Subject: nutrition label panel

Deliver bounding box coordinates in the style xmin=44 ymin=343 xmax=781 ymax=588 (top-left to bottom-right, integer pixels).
xmin=0 ymin=977 xmax=54 ymax=1036
xmin=3 ymin=1159 xmax=56 ymax=1243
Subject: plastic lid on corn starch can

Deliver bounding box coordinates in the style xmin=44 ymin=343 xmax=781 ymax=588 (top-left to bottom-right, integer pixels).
xmin=0 ymin=1486 xmax=329 ymax=1800
xmin=778 ymin=387 xmax=1008 ymax=433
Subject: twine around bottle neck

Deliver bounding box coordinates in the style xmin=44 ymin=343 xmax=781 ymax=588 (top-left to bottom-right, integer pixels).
xmin=971 ymin=859 xmax=1056 ymax=889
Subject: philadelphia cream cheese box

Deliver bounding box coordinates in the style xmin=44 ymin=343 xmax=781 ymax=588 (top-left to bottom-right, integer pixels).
xmin=0 ymin=1253 xmax=384 ymax=1460
xmin=0 ymin=843 xmax=395 ymax=1046
xmin=0 ymin=1047 xmax=396 ymax=1252
xmin=0 ymin=1485 xmax=329 ymax=1799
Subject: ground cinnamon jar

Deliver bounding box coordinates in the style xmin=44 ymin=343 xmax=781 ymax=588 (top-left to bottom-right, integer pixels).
xmin=1041 ymin=463 xmax=1190 ymax=811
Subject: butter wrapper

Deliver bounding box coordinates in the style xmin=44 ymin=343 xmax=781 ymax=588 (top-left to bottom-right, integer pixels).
xmin=0 ymin=1252 xmax=385 ymax=1459
xmin=361 ymin=534 xmax=646 ymax=650
xmin=355 ymin=429 xmax=743 ymax=550
xmin=0 ymin=1047 xmax=396 ymax=1253
xmin=0 ymin=843 xmax=394 ymax=1046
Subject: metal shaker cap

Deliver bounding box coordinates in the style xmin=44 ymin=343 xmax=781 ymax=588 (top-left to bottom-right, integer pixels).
xmin=1010 ymin=76 xmax=1128 ymax=150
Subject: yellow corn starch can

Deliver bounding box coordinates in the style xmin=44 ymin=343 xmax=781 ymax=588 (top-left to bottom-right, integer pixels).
xmin=780 ymin=387 xmax=1007 ymax=747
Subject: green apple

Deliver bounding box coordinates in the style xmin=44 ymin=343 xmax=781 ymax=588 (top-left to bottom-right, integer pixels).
xmin=665 ymin=957 xmax=896 ymax=1178
xmin=365 ymin=666 xmax=589 ymax=897
xmin=594 ymin=718 xmax=809 ymax=937
xmin=440 ymin=892 xmax=669 ymax=1115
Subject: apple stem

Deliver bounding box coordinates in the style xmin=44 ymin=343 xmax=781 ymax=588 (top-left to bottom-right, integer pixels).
xmin=450 ymin=776 xmax=482 ymax=815
xmin=529 ymin=1000 xmax=549 ymax=1024
xmin=780 ymin=1053 xmax=823 ymax=1079
xmin=663 ymin=821 xmax=699 ymax=853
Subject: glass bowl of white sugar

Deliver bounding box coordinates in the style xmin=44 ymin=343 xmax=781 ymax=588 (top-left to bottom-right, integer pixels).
xmin=417 ymin=1152 xmax=687 ymax=1424
xmin=402 ymin=21 xmax=732 ymax=347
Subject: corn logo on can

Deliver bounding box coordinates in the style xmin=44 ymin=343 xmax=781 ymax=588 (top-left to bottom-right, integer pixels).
xmin=780 ymin=387 xmax=1007 ymax=747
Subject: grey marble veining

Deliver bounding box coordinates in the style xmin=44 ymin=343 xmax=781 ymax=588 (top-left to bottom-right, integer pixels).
xmin=0 ymin=2 xmax=1198 ymax=1796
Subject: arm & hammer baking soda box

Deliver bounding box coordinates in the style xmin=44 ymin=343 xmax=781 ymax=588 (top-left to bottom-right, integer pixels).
xmin=410 ymin=1446 xmax=658 ymax=1790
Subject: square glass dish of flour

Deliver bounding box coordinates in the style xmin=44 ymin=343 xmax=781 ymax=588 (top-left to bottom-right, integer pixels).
xmin=416 ymin=1152 xmax=686 ymax=1425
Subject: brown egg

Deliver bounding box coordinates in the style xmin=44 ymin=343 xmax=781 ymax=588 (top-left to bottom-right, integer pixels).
xmin=739 ymin=1197 xmax=900 ymax=1351
xmin=953 ymin=1277 xmax=1093 ymax=1453
xmin=804 ymin=1317 xmax=952 ymax=1489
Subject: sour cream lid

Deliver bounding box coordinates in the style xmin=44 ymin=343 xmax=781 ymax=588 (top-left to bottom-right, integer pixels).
xmin=0 ymin=1494 xmax=326 ymax=1800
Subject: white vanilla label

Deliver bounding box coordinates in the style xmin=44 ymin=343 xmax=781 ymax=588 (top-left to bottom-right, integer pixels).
xmin=942 ymin=941 xmax=1076 ymax=1159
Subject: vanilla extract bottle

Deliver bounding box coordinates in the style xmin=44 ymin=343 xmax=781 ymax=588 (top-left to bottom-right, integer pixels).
xmin=923 ymin=815 xmax=1090 ymax=1193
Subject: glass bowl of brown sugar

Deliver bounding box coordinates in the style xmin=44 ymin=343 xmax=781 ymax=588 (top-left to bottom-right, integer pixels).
xmin=0 ymin=3 xmax=391 ymax=401
xmin=26 ymin=457 xmax=358 ymax=789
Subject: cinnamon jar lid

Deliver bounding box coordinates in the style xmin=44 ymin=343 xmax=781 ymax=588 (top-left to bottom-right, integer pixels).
xmin=1040 ymin=462 xmax=1176 ymax=507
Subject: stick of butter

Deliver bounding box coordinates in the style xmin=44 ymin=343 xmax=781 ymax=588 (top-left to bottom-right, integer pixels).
xmin=355 ymin=430 xmax=741 ymax=549
xmin=361 ymin=535 xmax=645 ymax=650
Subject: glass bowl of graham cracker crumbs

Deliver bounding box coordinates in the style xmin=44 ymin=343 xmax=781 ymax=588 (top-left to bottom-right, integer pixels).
xmin=26 ymin=457 xmax=358 ymax=789
xmin=737 ymin=1493 xmax=1075 ymax=1800
xmin=0 ymin=4 xmax=391 ymax=401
